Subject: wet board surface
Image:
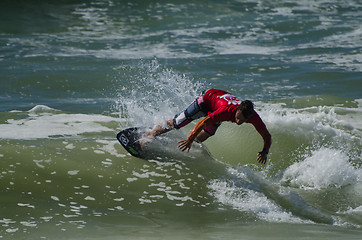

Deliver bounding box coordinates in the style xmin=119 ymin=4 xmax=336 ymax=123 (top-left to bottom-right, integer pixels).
xmin=116 ymin=127 xmax=145 ymax=158
xmin=116 ymin=127 xmax=211 ymax=161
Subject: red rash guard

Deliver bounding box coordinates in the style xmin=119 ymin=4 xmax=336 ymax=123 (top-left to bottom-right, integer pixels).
xmin=188 ymin=89 xmax=271 ymax=150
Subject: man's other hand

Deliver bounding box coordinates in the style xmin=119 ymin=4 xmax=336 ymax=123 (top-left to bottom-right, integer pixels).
xmin=257 ymin=151 xmax=268 ymax=164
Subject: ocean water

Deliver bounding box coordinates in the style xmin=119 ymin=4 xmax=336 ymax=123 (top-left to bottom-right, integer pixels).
xmin=0 ymin=0 xmax=361 ymax=239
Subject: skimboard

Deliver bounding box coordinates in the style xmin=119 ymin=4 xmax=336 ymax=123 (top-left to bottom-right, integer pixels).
xmin=116 ymin=127 xmax=145 ymax=158
xmin=117 ymin=127 xmax=213 ymax=160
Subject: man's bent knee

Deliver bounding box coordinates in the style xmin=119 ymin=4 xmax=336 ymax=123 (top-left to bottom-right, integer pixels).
xmin=166 ymin=120 xmax=174 ymax=129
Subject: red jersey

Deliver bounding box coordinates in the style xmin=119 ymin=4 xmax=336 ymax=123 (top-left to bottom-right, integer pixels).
xmin=202 ymin=89 xmax=271 ymax=149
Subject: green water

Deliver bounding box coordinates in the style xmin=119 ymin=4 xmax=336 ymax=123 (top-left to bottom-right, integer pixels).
xmin=1 ymin=0 xmax=361 ymax=239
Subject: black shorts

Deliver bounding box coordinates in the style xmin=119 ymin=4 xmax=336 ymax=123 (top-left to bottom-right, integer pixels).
xmin=173 ymin=91 xmax=221 ymax=135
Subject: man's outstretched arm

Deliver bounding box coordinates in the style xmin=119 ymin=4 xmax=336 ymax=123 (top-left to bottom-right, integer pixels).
xmin=249 ymin=114 xmax=272 ymax=164
xmin=178 ymin=116 xmax=213 ymax=152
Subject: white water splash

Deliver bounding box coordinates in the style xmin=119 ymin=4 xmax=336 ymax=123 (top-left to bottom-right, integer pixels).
xmin=114 ymin=60 xmax=204 ymax=128
xmin=282 ymin=147 xmax=361 ymax=190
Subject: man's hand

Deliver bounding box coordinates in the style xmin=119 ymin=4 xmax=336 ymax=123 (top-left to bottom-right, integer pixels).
xmin=257 ymin=150 xmax=268 ymax=164
xmin=177 ymin=139 xmax=193 ymax=152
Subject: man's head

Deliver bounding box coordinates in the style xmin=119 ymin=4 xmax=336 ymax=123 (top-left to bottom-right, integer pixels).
xmin=235 ymin=100 xmax=254 ymax=125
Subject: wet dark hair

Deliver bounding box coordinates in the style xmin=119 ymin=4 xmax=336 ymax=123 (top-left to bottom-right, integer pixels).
xmin=237 ymin=100 xmax=254 ymax=119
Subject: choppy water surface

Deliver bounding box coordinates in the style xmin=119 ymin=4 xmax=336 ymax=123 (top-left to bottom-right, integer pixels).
xmin=0 ymin=0 xmax=361 ymax=239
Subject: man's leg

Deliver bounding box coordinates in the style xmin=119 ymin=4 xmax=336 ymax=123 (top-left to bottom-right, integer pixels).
xmin=146 ymin=119 xmax=174 ymax=137
xmin=145 ymin=93 xmax=207 ymax=141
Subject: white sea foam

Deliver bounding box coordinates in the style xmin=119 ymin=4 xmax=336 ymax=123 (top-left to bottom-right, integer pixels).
xmin=95 ymin=140 xmax=127 ymax=158
xmin=292 ymin=52 xmax=362 ymax=72
xmin=0 ymin=105 xmax=120 ymax=140
xmin=68 ymin=170 xmax=80 ymax=176
xmin=256 ymin=101 xmax=361 ymax=188
xmin=252 ymin=100 xmax=362 ymax=192
xmin=208 ymin=167 xmax=306 ymax=223
xmin=51 ymin=196 xmax=60 ymax=201
xmin=28 ymin=105 xmax=59 ymax=114
xmin=84 ymin=196 xmax=95 ymax=201
xmin=213 ymin=40 xmax=283 ymax=55
xmin=282 ymin=147 xmax=361 ymax=190
xmin=90 ymin=44 xmax=192 ymax=60
xmin=257 ymin=100 xmax=362 ymax=140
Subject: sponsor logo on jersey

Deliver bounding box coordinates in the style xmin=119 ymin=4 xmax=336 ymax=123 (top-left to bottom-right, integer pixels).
xmin=217 ymin=94 xmax=241 ymax=105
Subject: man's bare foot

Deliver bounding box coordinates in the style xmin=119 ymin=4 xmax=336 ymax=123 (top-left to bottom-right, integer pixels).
xmin=138 ymin=132 xmax=154 ymax=150
xmin=138 ymin=121 xmax=174 ymax=150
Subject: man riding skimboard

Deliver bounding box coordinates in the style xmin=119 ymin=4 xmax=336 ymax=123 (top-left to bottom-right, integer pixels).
xmin=144 ymin=89 xmax=272 ymax=164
